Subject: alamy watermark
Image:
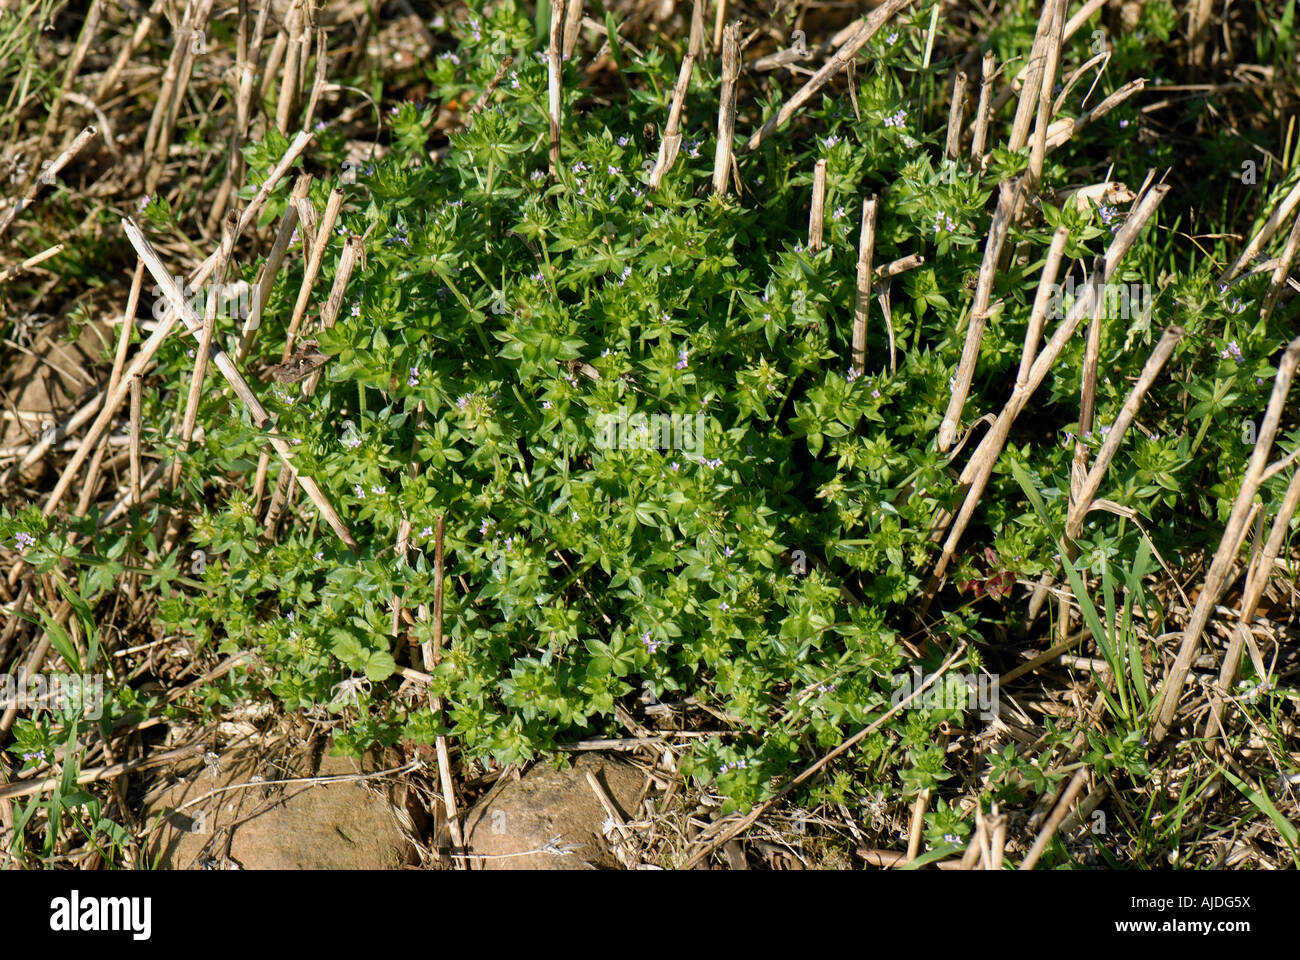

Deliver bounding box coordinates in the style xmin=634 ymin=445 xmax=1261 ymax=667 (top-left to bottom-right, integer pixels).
xmin=0 ymin=669 xmax=104 ymax=720
xmin=1047 ymin=274 xmax=1151 ymax=322
xmin=890 ymin=668 xmax=999 ymax=722
xmin=150 ymin=276 xmax=254 ymax=322
xmin=595 ymin=405 xmax=707 ymax=458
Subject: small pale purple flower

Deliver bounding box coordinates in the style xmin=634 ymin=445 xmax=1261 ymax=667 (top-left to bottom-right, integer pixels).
xmin=675 ymin=348 xmax=689 ymax=370
xmin=1221 ymin=340 xmax=1243 ymax=362
xmin=407 ymin=368 xmax=420 ymax=387
xmin=354 ymin=484 xmax=365 ymax=498
xmin=14 ymin=531 xmax=36 ymax=549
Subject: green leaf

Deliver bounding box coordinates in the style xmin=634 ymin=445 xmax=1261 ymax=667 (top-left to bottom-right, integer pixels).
xmin=37 ymin=606 xmax=80 ymax=675
xmin=365 ymin=650 xmax=397 ymax=683
xmin=1220 ymin=766 xmax=1300 ymax=865
xmin=901 ymin=842 xmax=965 ymax=869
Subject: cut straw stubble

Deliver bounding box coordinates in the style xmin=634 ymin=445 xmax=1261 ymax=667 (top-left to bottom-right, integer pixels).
xmin=548 ymin=0 xmax=564 ymax=176
xmin=969 ymin=51 xmax=996 ymax=166
xmin=0 ymin=243 xmax=64 ymax=284
xmin=253 ymin=186 xmax=345 ymax=511
xmin=236 ymin=174 xmax=313 ymax=367
xmin=0 ymin=125 xmax=98 ymax=242
xmin=146 ymin=0 xmax=216 ymax=195
xmin=944 ymin=70 xmax=967 ymax=159
xmin=711 ymin=22 xmax=740 ymax=196
xmin=1204 ymin=460 xmax=1300 ymax=739
xmin=923 ymin=182 xmax=1171 ymax=604
xmin=423 ymin=516 xmax=466 ymax=865
xmin=851 ymin=197 xmax=877 ymax=375
xmin=648 ymin=53 xmax=695 ymax=191
xmin=265 ymin=234 xmax=363 ymax=531
xmin=1151 ymin=332 xmax=1300 ymax=744
xmin=808 ymin=159 xmax=827 ymax=251
xmin=739 ymin=0 xmax=917 ymax=156
xmin=170 ymin=210 xmax=238 ymax=493
xmin=937 ymin=178 xmax=1018 ymax=451
xmin=121 ymin=217 xmax=359 ymax=551
xmin=921 ymin=227 xmax=1069 ymax=598
xmin=1058 ymin=323 xmax=1184 ymax=638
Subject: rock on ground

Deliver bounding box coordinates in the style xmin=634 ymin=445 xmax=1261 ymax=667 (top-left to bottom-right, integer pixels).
xmin=142 ymin=749 xmax=410 ymax=870
xmin=461 ymin=753 xmax=646 ymax=870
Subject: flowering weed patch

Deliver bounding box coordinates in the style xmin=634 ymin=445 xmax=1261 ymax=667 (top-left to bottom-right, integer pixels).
xmin=3 ymin=0 xmax=1299 ymax=869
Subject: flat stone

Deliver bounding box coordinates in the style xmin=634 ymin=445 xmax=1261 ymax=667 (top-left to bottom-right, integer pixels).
xmin=461 ymin=754 xmax=646 ymax=870
xmin=143 ymin=750 xmax=409 ymax=870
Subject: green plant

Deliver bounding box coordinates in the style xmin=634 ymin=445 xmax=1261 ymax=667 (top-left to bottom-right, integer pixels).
xmin=8 ymin=0 xmax=1298 ymax=867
